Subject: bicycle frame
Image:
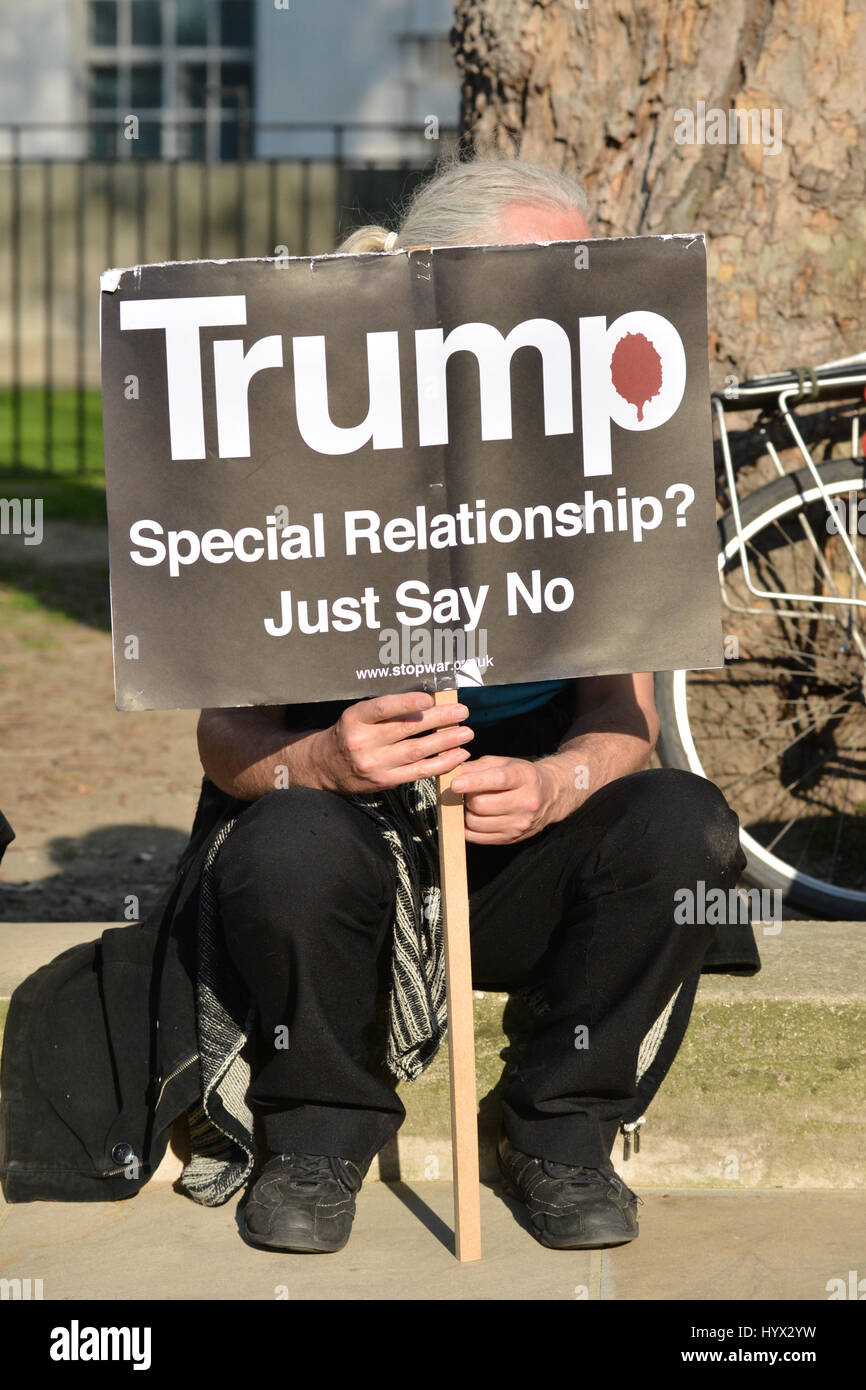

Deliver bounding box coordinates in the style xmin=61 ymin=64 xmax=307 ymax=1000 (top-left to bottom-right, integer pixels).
xmin=712 ymin=355 xmax=866 ymax=657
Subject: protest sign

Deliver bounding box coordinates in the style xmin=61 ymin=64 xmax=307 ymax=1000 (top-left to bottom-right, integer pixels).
xmin=100 ymin=235 xmax=722 ymax=711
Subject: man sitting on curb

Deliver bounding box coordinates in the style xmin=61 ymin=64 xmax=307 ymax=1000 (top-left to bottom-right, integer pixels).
xmin=195 ymin=157 xmax=748 ymax=1254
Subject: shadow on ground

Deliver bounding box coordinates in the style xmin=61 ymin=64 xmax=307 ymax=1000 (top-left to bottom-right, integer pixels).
xmin=0 ymin=557 xmax=110 ymax=631
xmin=0 ymin=822 xmax=190 ymax=921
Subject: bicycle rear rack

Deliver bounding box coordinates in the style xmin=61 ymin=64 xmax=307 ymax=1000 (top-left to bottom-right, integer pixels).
xmin=713 ymin=355 xmax=866 ymax=641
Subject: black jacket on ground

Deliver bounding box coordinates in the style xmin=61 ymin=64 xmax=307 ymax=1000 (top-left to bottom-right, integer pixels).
xmin=0 ymin=701 xmax=760 ymax=1205
xmin=0 ymin=779 xmax=244 ymax=1201
xmin=0 ymin=810 xmax=13 ymax=865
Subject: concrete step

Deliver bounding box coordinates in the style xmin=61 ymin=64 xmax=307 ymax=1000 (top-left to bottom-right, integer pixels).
xmin=1 ymin=920 xmax=864 ymax=1190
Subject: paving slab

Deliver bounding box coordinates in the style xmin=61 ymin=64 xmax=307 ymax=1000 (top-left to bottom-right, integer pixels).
xmin=1 ymin=1181 xmax=862 ymax=1301
xmin=0 ymin=923 xmax=104 ymax=995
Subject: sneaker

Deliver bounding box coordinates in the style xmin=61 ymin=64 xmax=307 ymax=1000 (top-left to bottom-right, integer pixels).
xmin=497 ymin=1134 xmax=639 ymax=1250
xmin=241 ymin=1152 xmax=364 ymax=1253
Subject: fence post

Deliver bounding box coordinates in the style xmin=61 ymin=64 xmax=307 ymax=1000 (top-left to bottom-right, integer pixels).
xmin=10 ymin=125 xmax=21 ymax=471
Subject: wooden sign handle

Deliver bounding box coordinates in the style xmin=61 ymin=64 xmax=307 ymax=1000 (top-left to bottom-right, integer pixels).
xmin=434 ymin=687 xmax=482 ymax=1262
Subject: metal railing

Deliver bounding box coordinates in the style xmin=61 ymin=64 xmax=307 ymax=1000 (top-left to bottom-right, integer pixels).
xmin=0 ymin=120 xmax=459 ymax=474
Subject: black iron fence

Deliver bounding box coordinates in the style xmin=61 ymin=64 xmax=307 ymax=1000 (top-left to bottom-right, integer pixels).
xmin=0 ymin=121 xmax=458 ymax=474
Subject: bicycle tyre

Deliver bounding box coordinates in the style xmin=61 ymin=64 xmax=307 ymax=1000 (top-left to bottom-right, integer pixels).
xmin=655 ymin=456 xmax=866 ymax=919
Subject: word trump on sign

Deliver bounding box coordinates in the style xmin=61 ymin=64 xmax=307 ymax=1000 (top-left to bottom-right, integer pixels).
xmin=119 ymin=294 xmax=686 ymax=477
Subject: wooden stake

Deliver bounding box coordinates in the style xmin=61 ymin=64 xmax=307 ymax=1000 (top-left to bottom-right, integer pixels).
xmin=434 ymin=687 xmax=482 ymax=1262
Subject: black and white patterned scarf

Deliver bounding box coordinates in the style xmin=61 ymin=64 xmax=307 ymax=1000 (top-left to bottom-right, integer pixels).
xmin=179 ymin=778 xmax=447 ymax=1205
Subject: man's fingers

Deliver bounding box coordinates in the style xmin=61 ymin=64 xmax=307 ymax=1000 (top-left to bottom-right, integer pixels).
xmin=464 ymin=825 xmax=524 ymax=844
xmin=460 ymin=791 xmax=529 ymax=817
xmin=384 ymin=746 xmax=472 ymax=785
xmin=353 ymin=691 xmax=434 ymax=724
xmin=354 ymin=692 xmax=470 ymax=744
xmin=383 ymin=723 xmax=474 ymax=769
xmin=463 ymin=810 xmax=519 ymax=834
xmin=451 ymin=761 xmax=521 ymax=795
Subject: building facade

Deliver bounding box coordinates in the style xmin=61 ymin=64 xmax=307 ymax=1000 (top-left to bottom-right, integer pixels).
xmin=0 ymin=0 xmax=459 ymax=160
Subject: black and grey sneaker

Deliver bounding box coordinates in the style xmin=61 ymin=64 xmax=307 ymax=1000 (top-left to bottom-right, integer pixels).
xmin=241 ymin=1152 xmax=364 ymax=1253
xmin=497 ymin=1134 xmax=640 ymax=1250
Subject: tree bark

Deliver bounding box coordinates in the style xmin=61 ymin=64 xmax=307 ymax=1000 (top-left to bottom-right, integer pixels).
xmin=451 ymin=0 xmax=866 ymax=384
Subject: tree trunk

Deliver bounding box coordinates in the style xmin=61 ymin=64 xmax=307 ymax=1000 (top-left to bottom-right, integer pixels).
xmin=451 ymin=0 xmax=866 ymax=384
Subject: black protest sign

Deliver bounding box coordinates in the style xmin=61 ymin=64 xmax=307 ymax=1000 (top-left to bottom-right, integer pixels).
xmin=100 ymin=236 xmax=722 ymax=711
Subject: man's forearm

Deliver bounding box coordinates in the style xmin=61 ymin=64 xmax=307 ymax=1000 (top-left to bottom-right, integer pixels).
xmin=536 ymin=700 xmax=658 ymax=824
xmin=197 ymin=710 xmax=332 ymax=802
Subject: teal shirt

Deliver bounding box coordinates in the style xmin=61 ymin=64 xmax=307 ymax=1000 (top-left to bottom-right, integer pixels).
xmin=461 ymin=680 xmax=570 ymax=727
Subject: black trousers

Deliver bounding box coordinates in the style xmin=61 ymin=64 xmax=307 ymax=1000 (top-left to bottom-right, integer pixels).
xmin=213 ymin=754 xmax=746 ymax=1173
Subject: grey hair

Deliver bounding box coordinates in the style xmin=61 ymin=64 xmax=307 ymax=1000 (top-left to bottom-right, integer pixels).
xmin=337 ymin=156 xmax=591 ymax=254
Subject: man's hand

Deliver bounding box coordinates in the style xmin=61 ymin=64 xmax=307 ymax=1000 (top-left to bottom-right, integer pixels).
xmin=448 ymin=674 xmax=659 ymax=844
xmin=197 ymin=692 xmax=474 ymax=802
xmin=450 ymin=755 xmax=558 ymax=844
xmin=317 ymin=691 xmax=474 ymax=794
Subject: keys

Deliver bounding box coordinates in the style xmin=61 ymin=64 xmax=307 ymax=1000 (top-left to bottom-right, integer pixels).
xmin=620 ymin=1114 xmax=647 ymax=1161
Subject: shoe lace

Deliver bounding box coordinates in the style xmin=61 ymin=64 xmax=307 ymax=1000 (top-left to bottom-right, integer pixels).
xmin=542 ymin=1159 xmax=642 ymax=1205
xmin=279 ymin=1152 xmax=340 ymax=1187
xmin=542 ymin=1160 xmax=603 ymax=1188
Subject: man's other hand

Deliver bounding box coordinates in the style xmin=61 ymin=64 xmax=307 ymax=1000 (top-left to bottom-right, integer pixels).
xmin=451 ymin=755 xmax=557 ymax=844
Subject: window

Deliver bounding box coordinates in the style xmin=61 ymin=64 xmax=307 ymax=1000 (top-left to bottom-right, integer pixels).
xmin=219 ymin=60 xmax=253 ymax=158
xmin=180 ymin=63 xmax=208 ymax=109
xmin=89 ymin=1 xmax=117 ymax=46
xmin=176 ymin=0 xmax=208 ymax=46
xmin=179 ymin=62 xmax=208 ymax=157
xmin=85 ymin=0 xmax=255 ymax=160
xmin=90 ymin=65 xmax=119 ymax=108
xmin=130 ymin=64 xmax=162 ymax=109
xmin=131 ymin=0 xmax=161 ymax=45
xmin=88 ymin=65 xmax=119 ymax=156
xmin=220 ymin=1 xmax=252 ymax=47
xmin=131 ymin=124 xmax=162 ymax=158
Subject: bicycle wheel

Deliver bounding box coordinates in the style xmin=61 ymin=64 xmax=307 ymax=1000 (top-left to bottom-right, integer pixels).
xmin=655 ymin=457 xmax=866 ymax=918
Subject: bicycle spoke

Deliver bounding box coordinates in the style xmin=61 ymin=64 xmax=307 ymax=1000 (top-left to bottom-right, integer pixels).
xmin=740 ymin=743 xmax=844 ymax=830
xmin=715 ymin=690 xmax=858 ymax=798
xmin=766 ymin=796 xmax=822 ymax=857
xmin=828 ymin=770 xmax=853 ymax=882
xmin=701 ymin=699 xmax=860 ymax=745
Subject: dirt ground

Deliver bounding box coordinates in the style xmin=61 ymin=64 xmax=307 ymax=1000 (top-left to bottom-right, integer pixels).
xmin=0 ymin=520 xmax=202 ymax=920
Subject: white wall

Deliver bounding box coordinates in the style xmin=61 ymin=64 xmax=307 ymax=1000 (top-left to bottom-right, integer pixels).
xmin=0 ymin=0 xmax=85 ymax=155
xmin=254 ymin=0 xmax=459 ymax=159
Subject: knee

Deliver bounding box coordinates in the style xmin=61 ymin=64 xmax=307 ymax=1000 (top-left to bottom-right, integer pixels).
xmin=604 ymin=769 xmax=743 ymax=881
xmin=637 ymin=769 xmax=743 ymax=879
xmin=214 ymin=787 xmax=394 ymax=911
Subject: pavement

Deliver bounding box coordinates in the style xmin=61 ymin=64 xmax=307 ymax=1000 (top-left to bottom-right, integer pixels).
xmin=2 ymin=1178 xmax=863 ymax=1301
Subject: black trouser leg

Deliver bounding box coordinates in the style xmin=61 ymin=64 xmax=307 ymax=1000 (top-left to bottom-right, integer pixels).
xmin=212 ymin=786 xmax=402 ymax=1171
xmin=466 ymin=768 xmax=746 ymax=1167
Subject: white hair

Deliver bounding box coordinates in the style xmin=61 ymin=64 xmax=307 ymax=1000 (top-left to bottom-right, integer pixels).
xmin=338 ymin=156 xmax=591 ymax=254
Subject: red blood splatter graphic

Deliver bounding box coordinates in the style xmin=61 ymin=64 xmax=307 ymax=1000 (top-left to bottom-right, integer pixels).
xmin=610 ymin=331 xmax=663 ymax=422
